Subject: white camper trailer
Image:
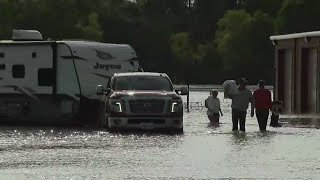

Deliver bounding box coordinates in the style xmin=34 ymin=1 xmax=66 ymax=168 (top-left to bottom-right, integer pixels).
xmin=0 ymin=30 xmax=140 ymax=126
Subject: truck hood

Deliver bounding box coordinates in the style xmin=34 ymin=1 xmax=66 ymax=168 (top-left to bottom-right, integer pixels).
xmin=110 ymin=90 xmax=181 ymax=99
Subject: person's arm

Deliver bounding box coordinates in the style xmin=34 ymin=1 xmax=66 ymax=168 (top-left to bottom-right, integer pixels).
xmin=217 ymin=99 xmax=223 ymax=116
xmin=267 ymin=90 xmax=272 ymax=110
xmin=205 ymin=99 xmax=208 ymax=108
xmin=250 ymin=91 xmax=255 ymax=117
xmin=253 ymin=91 xmax=257 ymax=109
xmin=219 ymin=107 xmax=223 ymax=116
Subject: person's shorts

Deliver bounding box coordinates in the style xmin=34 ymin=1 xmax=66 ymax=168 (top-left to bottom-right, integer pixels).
xmin=208 ymin=113 xmax=220 ymax=123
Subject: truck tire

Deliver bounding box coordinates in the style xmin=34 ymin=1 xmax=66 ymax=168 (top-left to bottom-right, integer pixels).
xmin=175 ymin=127 xmax=184 ymax=134
xmin=79 ymin=98 xmax=106 ymax=129
xmin=104 ymin=114 xmax=109 ymax=129
xmin=169 ymin=127 xmax=183 ymax=134
xmin=96 ymin=101 xmax=106 ymax=129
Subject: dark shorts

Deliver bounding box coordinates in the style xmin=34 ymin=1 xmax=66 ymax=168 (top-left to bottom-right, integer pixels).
xmin=208 ymin=113 xmax=220 ymax=124
xmin=232 ymin=109 xmax=246 ymax=131
xmin=256 ymin=109 xmax=269 ymax=131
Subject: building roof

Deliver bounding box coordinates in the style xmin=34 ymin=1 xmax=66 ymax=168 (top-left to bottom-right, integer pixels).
xmin=270 ymin=31 xmax=320 ymax=40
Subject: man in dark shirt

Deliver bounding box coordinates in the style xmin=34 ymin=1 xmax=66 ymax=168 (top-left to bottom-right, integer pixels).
xmin=253 ymin=80 xmax=272 ymax=132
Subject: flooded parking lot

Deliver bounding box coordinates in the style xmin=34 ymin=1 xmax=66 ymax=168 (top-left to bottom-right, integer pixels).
xmin=0 ymin=90 xmax=319 ymax=179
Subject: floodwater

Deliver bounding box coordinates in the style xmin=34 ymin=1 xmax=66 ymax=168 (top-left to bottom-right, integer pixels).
xmin=0 ymin=90 xmax=320 ymax=179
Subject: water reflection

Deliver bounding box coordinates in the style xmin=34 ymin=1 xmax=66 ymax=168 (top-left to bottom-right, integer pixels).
xmin=231 ymin=131 xmax=248 ymax=144
xmin=0 ymin=126 xmax=186 ymax=152
xmin=229 ymin=130 xmax=279 ymax=149
xmin=280 ymin=117 xmax=320 ymax=129
xmin=0 ymin=90 xmax=319 ymax=179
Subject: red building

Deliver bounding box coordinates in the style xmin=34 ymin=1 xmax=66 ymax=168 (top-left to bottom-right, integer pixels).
xmin=270 ymin=31 xmax=320 ymax=114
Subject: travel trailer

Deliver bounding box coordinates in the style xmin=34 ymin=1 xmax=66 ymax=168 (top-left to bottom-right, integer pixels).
xmin=0 ymin=30 xmax=140 ymax=126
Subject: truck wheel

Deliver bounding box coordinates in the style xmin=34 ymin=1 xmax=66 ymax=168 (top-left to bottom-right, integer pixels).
xmin=104 ymin=115 xmax=109 ymax=129
xmin=96 ymin=101 xmax=106 ymax=129
xmin=108 ymin=127 xmax=119 ymax=133
xmin=170 ymin=127 xmax=183 ymax=134
xmin=177 ymin=127 xmax=184 ymax=134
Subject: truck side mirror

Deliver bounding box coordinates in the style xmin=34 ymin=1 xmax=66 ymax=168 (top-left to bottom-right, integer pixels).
xmin=175 ymin=86 xmax=188 ymax=95
xmin=96 ymin=85 xmax=104 ymax=95
xmin=105 ymin=88 xmax=111 ymax=95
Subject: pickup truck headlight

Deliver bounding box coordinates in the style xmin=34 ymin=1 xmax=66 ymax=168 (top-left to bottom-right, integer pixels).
xmin=171 ymin=101 xmax=183 ymax=112
xmin=109 ymin=100 xmax=123 ymax=112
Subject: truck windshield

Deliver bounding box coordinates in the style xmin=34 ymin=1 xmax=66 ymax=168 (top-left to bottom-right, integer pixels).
xmin=113 ymin=76 xmax=173 ymax=91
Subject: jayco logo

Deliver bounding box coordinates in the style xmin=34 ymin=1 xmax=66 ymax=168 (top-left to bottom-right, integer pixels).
xmin=94 ymin=63 xmax=121 ymax=71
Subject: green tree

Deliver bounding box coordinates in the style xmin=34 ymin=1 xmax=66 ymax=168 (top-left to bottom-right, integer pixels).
xmin=276 ymin=0 xmax=320 ymax=34
xmin=0 ymin=0 xmax=280 ymax=84
xmin=0 ymin=0 xmax=15 ymax=39
xmin=170 ymin=32 xmax=208 ymax=82
xmin=190 ymin=0 xmax=236 ymax=43
xmin=215 ymin=10 xmax=274 ymax=82
xmin=7 ymin=0 xmax=105 ymax=40
xmin=170 ymin=32 xmax=207 ymax=64
xmin=249 ymin=11 xmax=274 ymax=83
xmin=243 ymin=0 xmax=284 ymax=16
xmin=76 ymin=12 xmax=103 ymax=41
xmin=215 ymin=10 xmax=252 ymax=78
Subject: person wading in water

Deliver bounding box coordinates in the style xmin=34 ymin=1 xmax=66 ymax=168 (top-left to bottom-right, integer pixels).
xmin=253 ymin=80 xmax=272 ymax=132
xmin=205 ymin=90 xmax=223 ymax=126
xmin=230 ymin=78 xmax=255 ymax=132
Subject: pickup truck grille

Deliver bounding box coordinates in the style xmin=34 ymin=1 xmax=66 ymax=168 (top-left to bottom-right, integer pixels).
xmin=129 ymin=100 xmax=165 ymax=113
xmin=128 ymin=119 xmax=165 ymax=124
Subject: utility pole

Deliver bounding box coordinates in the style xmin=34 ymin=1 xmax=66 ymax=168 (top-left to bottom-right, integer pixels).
xmin=185 ymin=0 xmax=192 ymax=113
xmin=185 ymin=60 xmax=192 ymax=113
xmin=187 ymin=79 xmax=190 ymax=113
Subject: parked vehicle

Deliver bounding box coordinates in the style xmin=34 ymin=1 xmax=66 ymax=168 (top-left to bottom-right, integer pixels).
xmin=96 ymin=72 xmax=187 ymax=133
xmin=0 ymin=30 xmax=140 ymax=126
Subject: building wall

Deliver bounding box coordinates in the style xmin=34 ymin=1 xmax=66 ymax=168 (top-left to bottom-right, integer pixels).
xmin=275 ymin=39 xmax=295 ymax=113
xmin=297 ymin=37 xmax=319 ymax=113
xmin=274 ymin=36 xmax=320 ymax=114
xmin=308 ymin=48 xmax=317 ymax=112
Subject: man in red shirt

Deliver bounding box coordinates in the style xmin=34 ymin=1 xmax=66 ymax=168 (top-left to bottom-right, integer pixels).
xmin=253 ymin=80 xmax=272 ymax=132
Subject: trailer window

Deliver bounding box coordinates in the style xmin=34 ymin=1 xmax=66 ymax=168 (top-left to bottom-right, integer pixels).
xmin=32 ymin=52 xmax=37 ymax=58
xmin=12 ymin=65 xmax=25 ymax=78
xmin=0 ymin=64 xmax=5 ymax=70
xmin=38 ymin=68 xmax=54 ymax=86
xmin=0 ymin=52 xmax=4 ymax=58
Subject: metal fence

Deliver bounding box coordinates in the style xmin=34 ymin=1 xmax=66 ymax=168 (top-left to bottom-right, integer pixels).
xmin=183 ymin=102 xmax=205 ymax=110
xmin=177 ymin=85 xmax=273 ymax=111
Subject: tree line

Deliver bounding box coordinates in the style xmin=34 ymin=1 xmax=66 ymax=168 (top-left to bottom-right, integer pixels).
xmin=1 ymin=0 xmax=319 ymax=85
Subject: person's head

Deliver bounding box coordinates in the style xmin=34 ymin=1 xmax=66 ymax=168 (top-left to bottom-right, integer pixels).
xmin=258 ymin=80 xmax=266 ymax=89
xmin=211 ymin=89 xmax=218 ymax=97
xmin=239 ymin=78 xmax=248 ymax=89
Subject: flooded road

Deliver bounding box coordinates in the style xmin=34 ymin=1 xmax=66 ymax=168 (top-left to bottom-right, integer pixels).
xmin=0 ymin=91 xmax=320 ymax=179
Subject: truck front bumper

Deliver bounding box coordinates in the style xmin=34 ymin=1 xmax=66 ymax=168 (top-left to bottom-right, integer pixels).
xmin=108 ymin=116 xmax=183 ymax=130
